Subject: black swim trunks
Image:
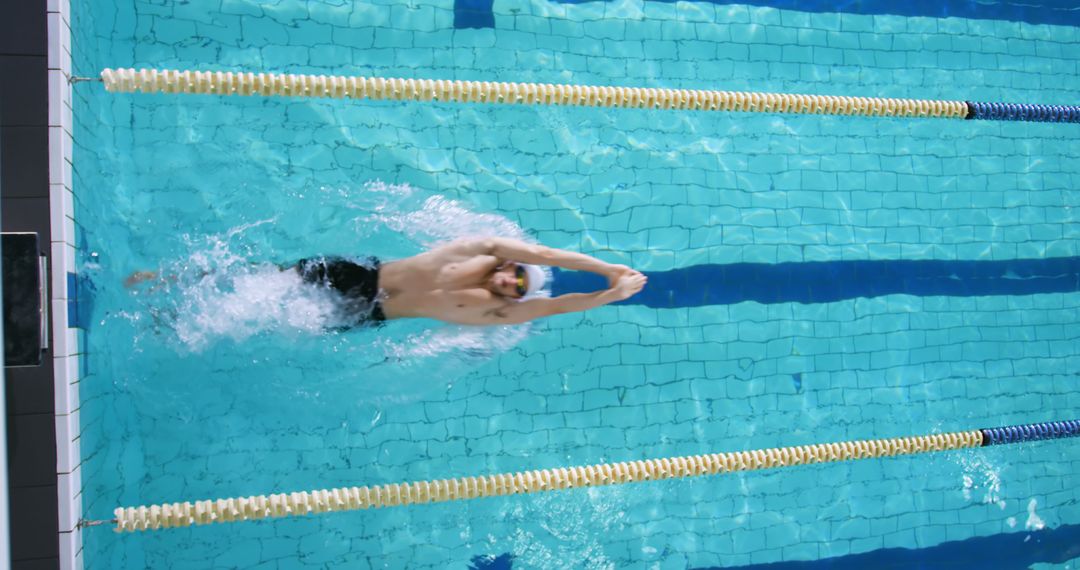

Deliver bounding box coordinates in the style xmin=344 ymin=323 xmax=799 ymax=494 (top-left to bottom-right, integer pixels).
xmin=294 ymin=256 xmax=386 ymax=326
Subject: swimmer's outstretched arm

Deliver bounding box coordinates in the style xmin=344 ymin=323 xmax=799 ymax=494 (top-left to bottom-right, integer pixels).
xmin=470 ymin=272 xmax=647 ymax=325
xmin=453 ymin=237 xmax=632 ymax=278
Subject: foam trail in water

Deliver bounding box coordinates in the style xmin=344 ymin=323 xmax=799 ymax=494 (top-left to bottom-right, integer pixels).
xmin=172 ymin=264 xmax=352 ymax=350
xmin=958 ymin=453 xmax=1005 ymax=509
xmin=356 ymin=180 xmax=531 ymax=246
xmin=494 ymin=488 xmax=628 ymax=570
xmin=1026 ymin=498 xmax=1046 ymax=531
xmin=378 ymin=323 xmax=531 ymax=362
xmin=123 ymin=217 xmax=364 ymax=351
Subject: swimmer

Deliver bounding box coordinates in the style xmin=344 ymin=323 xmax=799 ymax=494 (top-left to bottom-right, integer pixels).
xmin=127 ymin=238 xmax=647 ymax=327
xmin=382 ymin=237 xmax=646 ymax=325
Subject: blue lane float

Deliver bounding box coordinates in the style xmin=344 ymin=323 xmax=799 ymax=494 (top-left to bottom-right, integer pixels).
xmin=966 ymin=101 xmax=1080 ymax=123
xmin=981 ymin=420 xmax=1080 ymax=446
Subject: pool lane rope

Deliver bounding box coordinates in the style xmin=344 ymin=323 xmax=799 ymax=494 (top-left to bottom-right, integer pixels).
xmin=107 ymin=420 xmax=1079 ymax=532
xmin=98 ymin=68 xmax=1080 ymax=123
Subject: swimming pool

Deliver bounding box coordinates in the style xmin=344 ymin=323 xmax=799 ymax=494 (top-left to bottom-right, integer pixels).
xmin=69 ymin=0 xmax=1080 ymax=567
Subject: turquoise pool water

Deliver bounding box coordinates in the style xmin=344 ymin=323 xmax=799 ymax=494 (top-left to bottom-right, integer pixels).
xmin=71 ymin=0 xmax=1080 ymax=567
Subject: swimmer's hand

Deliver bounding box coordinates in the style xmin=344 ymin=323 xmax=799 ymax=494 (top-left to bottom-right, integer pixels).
xmin=612 ymin=271 xmax=647 ymax=300
xmin=605 ymin=264 xmax=639 ymax=287
xmin=124 ymin=271 xmax=158 ymax=288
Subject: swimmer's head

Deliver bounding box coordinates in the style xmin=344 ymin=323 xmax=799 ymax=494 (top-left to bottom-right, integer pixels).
xmin=490 ymin=262 xmax=546 ymax=300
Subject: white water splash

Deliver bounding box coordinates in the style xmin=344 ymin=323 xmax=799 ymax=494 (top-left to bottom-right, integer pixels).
xmin=958 ymin=454 xmax=1005 ymax=509
xmin=172 ymin=264 xmax=353 ymax=350
xmin=309 ymin=180 xmax=532 ymax=250
xmin=378 ymin=324 xmax=531 ymax=361
xmin=407 ymin=195 xmax=530 ymax=245
xmin=494 ymin=489 xmax=628 ymax=570
xmin=1026 ymin=498 xmax=1046 ymax=531
xmin=127 ymin=218 xmax=364 ymax=350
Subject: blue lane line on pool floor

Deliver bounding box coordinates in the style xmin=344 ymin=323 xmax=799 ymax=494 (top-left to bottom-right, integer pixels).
xmin=455 ymin=0 xmax=1080 ymax=29
xmin=454 ymin=0 xmax=495 ymax=29
xmin=469 ymin=553 xmax=514 ymax=569
xmin=551 ymin=256 xmax=1080 ymax=307
xmin=469 ymin=523 xmax=1080 ymax=568
xmin=702 ymin=522 xmax=1080 ymax=570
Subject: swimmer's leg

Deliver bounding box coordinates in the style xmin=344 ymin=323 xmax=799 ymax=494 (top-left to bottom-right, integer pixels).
xmin=124 ymin=271 xmax=158 ymax=287
xmin=123 ymin=269 xmax=204 ymax=289
xmin=128 ymin=261 xmax=285 ymax=289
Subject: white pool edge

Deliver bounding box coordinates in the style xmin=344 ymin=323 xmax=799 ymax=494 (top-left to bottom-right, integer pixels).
xmin=47 ymin=0 xmax=83 ymax=568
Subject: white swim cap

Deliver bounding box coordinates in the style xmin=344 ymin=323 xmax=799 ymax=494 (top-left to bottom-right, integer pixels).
xmin=520 ymin=263 xmax=546 ymax=298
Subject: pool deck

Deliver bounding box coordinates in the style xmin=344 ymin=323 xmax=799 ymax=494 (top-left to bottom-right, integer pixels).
xmin=0 ymin=0 xmax=81 ymax=569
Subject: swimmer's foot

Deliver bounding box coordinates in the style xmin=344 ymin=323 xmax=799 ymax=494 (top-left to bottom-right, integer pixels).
xmin=124 ymin=271 xmax=158 ymax=288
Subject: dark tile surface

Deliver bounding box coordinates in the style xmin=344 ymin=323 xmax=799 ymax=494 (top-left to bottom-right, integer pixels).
xmin=2 ymin=233 xmax=45 ymax=366
xmin=10 ymin=485 xmax=60 ymax=560
xmin=1 ymin=126 xmax=50 ymax=198
xmin=12 ymin=559 xmax=60 ymax=570
xmin=0 ymin=1 xmax=46 ymax=57
xmin=6 ymin=360 xmax=55 ymax=416
xmin=3 ymin=1 xmax=61 ymax=566
xmin=0 ymin=56 xmax=48 ymax=127
xmin=7 ymin=413 xmax=58 ymax=487
xmin=2 ymin=197 xmax=51 ymax=237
